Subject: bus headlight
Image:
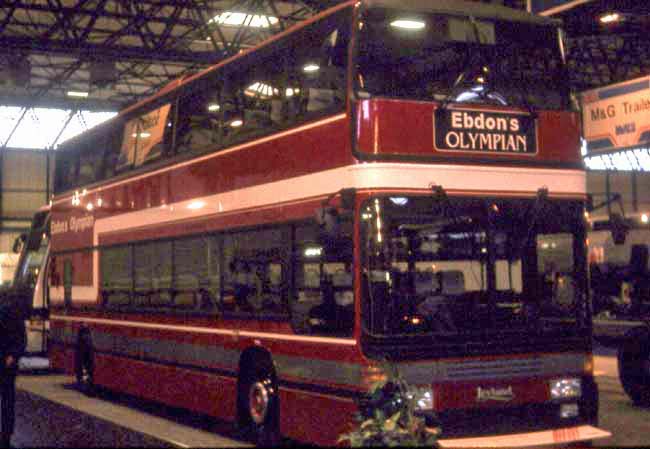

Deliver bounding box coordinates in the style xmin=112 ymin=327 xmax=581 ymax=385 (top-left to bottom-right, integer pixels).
xmin=407 ymin=386 xmax=434 ymax=411
xmin=550 ymin=378 xmax=582 ymax=399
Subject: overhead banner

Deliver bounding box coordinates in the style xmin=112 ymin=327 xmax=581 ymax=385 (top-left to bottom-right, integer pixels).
xmin=529 ymin=0 xmax=593 ymax=15
xmin=581 ymin=76 xmax=650 ymax=155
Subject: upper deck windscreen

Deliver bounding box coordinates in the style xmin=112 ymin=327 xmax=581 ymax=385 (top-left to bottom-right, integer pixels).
xmin=355 ymin=7 xmax=570 ymax=111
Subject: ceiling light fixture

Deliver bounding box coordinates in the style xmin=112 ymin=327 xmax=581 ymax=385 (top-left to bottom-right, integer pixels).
xmin=209 ymin=11 xmax=279 ymax=28
xmin=390 ymin=19 xmax=426 ymax=30
xmin=599 ymin=12 xmax=620 ymax=24
xmin=67 ymin=91 xmax=89 ymax=98
xmin=302 ymin=64 xmax=320 ymax=73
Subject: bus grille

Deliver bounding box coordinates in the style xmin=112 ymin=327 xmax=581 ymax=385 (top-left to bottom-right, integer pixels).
xmin=441 ymin=357 xmax=544 ymax=381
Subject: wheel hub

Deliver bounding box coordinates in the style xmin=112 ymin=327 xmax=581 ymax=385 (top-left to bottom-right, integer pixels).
xmin=249 ymin=381 xmax=270 ymax=424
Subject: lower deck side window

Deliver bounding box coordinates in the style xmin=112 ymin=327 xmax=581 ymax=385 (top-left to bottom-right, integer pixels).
xmin=96 ymin=219 xmax=354 ymax=338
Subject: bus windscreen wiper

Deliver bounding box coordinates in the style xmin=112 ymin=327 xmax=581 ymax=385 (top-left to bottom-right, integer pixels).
xmin=515 ymin=187 xmax=549 ymax=253
xmin=431 ymin=185 xmax=460 ymax=225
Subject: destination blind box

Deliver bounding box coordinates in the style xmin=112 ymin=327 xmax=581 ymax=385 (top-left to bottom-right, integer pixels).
xmin=435 ymin=108 xmax=537 ymax=154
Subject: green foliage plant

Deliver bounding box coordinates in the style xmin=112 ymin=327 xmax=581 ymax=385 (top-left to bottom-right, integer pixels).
xmin=339 ymin=362 xmax=440 ymax=447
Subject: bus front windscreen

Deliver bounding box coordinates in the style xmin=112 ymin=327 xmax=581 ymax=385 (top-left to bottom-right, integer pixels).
xmin=361 ymin=196 xmax=589 ymax=346
xmin=355 ymin=8 xmax=570 ymax=111
xmin=14 ymin=222 xmax=49 ymax=288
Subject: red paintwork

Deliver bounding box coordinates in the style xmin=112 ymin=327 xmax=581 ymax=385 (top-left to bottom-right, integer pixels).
xmin=49 ymin=345 xmax=238 ymax=421
xmin=355 ymin=99 xmax=583 ymax=165
xmin=95 ymin=353 xmax=238 ymax=421
xmin=279 ymin=388 xmax=357 ymax=446
xmin=49 ymin=346 xmax=74 ymax=374
xmin=51 ymin=115 xmax=353 ymax=253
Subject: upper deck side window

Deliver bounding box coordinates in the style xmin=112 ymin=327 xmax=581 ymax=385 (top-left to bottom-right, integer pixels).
xmin=117 ymin=103 xmax=175 ymax=172
xmin=54 ymin=124 xmax=123 ymax=193
xmin=173 ymin=7 xmax=351 ymax=155
xmin=53 ymin=6 xmax=352 ymax=195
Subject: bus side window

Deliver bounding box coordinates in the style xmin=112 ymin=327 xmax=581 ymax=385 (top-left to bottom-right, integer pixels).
xmin=121 ymin=103 xmax=174 ymax=169
xmin=173 ymin=237 xmax=208 ymax=310
xmin=292 ymin=10 xmax=350 ymax=117
xmin=101 ymin=245 xmax=132 ymax=307
xmin=133 ymin=240 xmax=173 ymax=309
xmin=292 ymin=221 xmax=354 ymax=337
xmin=175 ymin=89 xmax=225 ymax=155
xmin=222 ymin=228 xmax=289 ymax=317
xmin=54 ymin=148 xmax=79 ymax=192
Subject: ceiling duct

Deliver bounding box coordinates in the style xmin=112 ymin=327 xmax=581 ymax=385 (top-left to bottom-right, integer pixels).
xmin=89 ymin=61 xmax=117 ymax=88
xmin=5 ymin=55 xmax=31 ymax=87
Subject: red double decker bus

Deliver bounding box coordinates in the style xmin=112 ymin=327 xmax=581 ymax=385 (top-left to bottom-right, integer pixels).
xmin=48 ymin=0 xmax=611 ymax=446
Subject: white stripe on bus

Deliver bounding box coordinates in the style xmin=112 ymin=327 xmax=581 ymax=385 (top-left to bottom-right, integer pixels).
xmin=50 ymin=314 xmax=357 ymax=346
xmin=53 ymin=113 xmax=348 ymax=205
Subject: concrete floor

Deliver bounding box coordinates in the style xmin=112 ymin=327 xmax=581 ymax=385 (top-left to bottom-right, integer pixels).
xmin=13 ymin=374 xmax=250 ymax=448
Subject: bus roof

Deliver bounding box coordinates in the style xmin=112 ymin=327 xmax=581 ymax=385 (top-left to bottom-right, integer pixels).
xmin=364 ymin=0 xmax=560 ymax=26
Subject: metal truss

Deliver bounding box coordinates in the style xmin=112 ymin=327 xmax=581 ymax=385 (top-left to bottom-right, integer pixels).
xmin=567 ymin=33 xmax=650 ymax=92
xmin=0 ymin=0 xmax=329 ymax=110
xmin=0 ymin=0 xmax=339 ymax=150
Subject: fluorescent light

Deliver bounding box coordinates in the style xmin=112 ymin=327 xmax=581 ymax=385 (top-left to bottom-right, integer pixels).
xmin=207 ymin=103 xmax=220 ymax=112
xmin=302 ymin=64 xmax=320 ymax=73
xmin=209 ymin=11 xmax=278 ymax=28
xmin=245 ymin=81 xmax=277 ymax=98
xmin=599 ymin=12 xmax=620 ymax=24
xmin=389 ymin=197 xmax=409 ymax=206
xmin=67 ymin=91 xmax=89 ymax=98
xmin=230 ymin=119 xmax=243 ymax=128
xmin=390 ymin=19 xmax=426 ymax=30
xmin=304 ymin=247 xmax=323 ymax=258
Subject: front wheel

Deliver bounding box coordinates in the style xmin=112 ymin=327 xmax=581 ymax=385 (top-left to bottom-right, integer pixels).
xmin=239 ymin=361 xmax=280 ymax=445
xmin=618 ymin=325 xmax=650 ymax=406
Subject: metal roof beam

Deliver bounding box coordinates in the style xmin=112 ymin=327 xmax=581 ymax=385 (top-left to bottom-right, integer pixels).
xmin=0 ymin=36 xmax=218 ymax=64
xmin=3 ymin=2 xmax=204 ymax=28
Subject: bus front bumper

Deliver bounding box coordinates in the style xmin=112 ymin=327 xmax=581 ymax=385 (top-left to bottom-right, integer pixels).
xmin=436 ymin=425 xmax=611 ymax=448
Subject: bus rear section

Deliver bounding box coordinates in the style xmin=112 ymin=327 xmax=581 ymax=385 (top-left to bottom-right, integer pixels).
xmin=47 ymin=0 xmax=611 ymax=446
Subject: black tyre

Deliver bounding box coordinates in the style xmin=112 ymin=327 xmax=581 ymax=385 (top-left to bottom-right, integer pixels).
xmin=238 ymin=359 xmax=281 ymax=446
xmin=617 ymin=325 xmax=650 ymax=407
xmin=75 ymin=330 xmax=95 ymax=396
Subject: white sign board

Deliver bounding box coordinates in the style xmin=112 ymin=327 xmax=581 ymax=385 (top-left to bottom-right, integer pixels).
xmin=581 ymin=76 xmax=650 ymax=155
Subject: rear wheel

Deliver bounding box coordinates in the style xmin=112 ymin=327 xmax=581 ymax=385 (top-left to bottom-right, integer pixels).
xmin=75 ymin=331 xmax=95 ymax=396
xmin=238 ymin=359 xmax=280 ymax=445
xmin=618 ymin=326 xmax=650 ymax=407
